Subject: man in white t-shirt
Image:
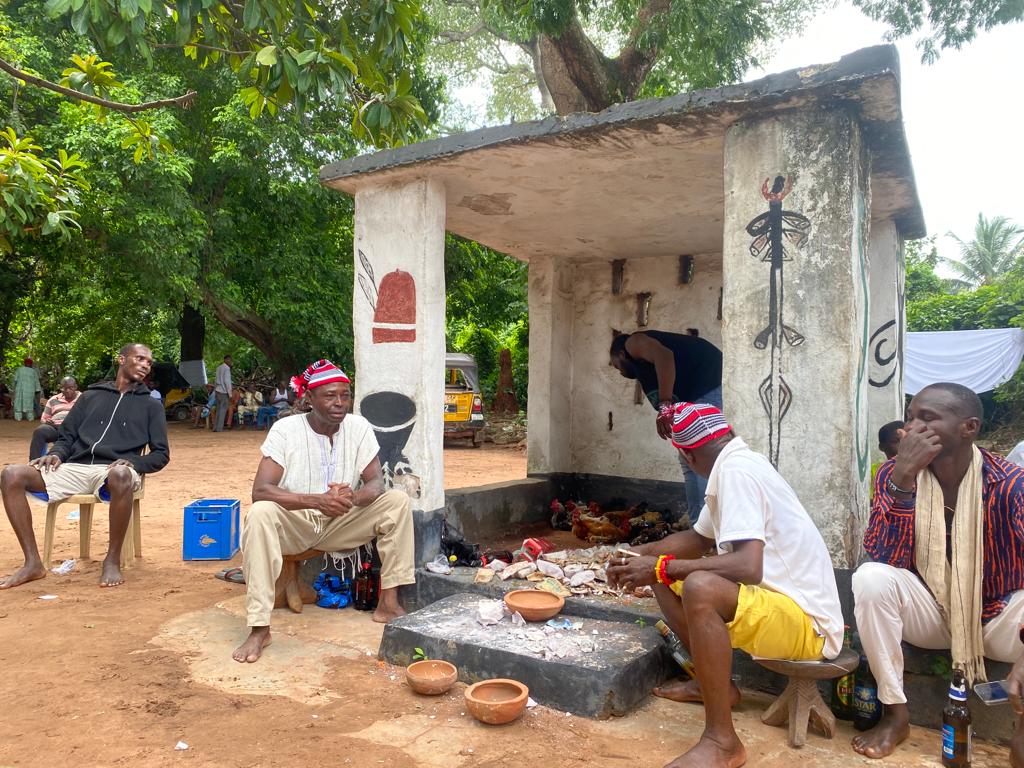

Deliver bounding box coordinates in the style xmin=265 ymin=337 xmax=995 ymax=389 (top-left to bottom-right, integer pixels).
xmin=232 ymin=359 xmax=414 ymax=663
xmin=607 ymin=402 xmax=843 ymax=768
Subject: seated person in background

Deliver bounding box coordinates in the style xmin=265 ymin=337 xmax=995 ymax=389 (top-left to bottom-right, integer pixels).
xmin=232 ymin=359 xmax=414 ymax=663
xmin=237 ymin=387 xmax=263 ymax=426
xmin=225 ymin=386 xmax=243 ymax=429
xmin=29 ymin=377 xmax=80 ymax=461
xmin=870 ymin=420 xmax=904 ymax=491
xmin=0 ymin=344 xmax=169 ymax=589
xmin=851 ymin=383 xmax=1024 ymax=764
xmin=607 ymin=402 xmax=843 ymax=768
xmin=191 ymin=386 xmax=215 ymax=429
xmin=256 ymin=380 xmax=291 ymax=429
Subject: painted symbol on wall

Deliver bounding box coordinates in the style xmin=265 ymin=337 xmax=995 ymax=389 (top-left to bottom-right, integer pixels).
xmin=360 ymin=391 xmax=421 ymax=499
xmin=746 ymin=175 xmax=811 ymax=467
xmin=358 ymin=250 xmax=417 ymax=343
xmin=868 ymin=319 xmax=898 ymax=388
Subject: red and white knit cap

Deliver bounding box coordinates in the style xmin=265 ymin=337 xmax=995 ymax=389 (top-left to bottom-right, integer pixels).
xmin=670 ymin=402 xmax=732 ymax=450
xmin=290 ymin=359 xmax=350 ymax=397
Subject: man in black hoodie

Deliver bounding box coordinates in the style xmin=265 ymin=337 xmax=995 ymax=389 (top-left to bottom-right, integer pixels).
xmin=0 ymin=343 xmax=170 ymax=588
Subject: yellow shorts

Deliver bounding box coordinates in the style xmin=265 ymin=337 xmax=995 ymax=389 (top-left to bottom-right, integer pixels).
xmin=670 ymin=580 xmax=824 ymax=660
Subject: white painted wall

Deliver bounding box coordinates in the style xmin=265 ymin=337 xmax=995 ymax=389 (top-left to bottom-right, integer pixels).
xmin=722 ymin=108 xmax=871 ymax=567
xmin=352 ymin=179 xmax=447 ymax=512
xmin=527 ymin=253 xmax=723 ymax=482
xmin=867 ymin=218 xmax=905 ymax=464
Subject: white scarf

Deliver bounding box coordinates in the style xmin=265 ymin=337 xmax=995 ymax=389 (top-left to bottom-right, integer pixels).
xmin=914 ymin=445 xmax=987 ymax=684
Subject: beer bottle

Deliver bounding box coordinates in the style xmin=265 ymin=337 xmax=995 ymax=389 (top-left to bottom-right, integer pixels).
xmin=852 ymin=655 xmax=882 ymax=731
xmin=831 ymin=626 xmax=855 ymax=720
xmin=655 ymin=619 xmax=696 ymax=678
xmin=354 ymin=562 xmax=374 ymax=611
xmin=941 ymin=669 xmax=972 ymax=767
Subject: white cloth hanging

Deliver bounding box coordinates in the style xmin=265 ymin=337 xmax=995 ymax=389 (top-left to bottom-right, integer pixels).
xmin=905 ymin=329 xmax=1024 ymax=395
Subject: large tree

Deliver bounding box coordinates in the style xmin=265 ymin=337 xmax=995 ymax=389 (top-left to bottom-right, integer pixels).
xmin=942 ymin=213 xmax=1024 ymax=289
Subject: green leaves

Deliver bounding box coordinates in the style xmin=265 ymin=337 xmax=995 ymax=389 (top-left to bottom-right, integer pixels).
xmin=256 ymin=45 xmax=278 ymax=67
xmin=0 ymin=127 xmax=88 ymax=253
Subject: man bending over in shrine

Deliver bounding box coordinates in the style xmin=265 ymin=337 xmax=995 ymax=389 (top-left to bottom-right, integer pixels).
xmin=1 ymin=344 xmax=169 ymax=588
xmin=851 ymin=383 xmax=1024 ymax=765
xmin=607 ymin=402 xmax=843 ymax=768
xmin=233 ymin=359 xmax=414 ymax=663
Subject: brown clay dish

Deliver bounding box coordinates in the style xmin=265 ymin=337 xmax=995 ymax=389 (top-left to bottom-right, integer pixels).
xmin=503 ymin=589 xmax=565 ymax=622
xmin=464 ymin=679 xmax=529 ymax=724
xmin=406 ymin=659 xmax=458 ymax=695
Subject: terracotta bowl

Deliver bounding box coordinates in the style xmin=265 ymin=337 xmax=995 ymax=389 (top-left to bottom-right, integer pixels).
xmin=503 ymin=589 xmax=565 ymax=622
xmin=406 ymin=659 xmax=458 ymax=695
xmin=464 ymin=679 xmax=529 ymax=725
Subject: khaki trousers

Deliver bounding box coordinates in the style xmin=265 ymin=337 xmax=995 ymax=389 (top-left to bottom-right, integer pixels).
xmin=852 ymin=561 xmax=1024 ymax=704
xmin=241 ymin=489 xmax=415 ymax=626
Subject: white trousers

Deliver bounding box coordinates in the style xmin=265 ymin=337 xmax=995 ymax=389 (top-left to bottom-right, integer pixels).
xmin=852 ymin=561 xmax=1024 ymax=704
xmin=241 ymin=490 xmax=415 ymax=626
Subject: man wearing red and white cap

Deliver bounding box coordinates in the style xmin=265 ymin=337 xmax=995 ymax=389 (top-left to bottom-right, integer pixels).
xmin=607 ymin=402 xmax=842 ymax=768
xmin=233 ymin=359 xmax=414 ymax=663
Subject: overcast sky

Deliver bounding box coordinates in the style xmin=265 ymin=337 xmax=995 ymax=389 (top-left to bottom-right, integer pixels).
xmin=749 ymin=2 xmax=1023 ymax=263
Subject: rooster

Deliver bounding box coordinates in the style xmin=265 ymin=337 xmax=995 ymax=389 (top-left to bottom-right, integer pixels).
xmin=550 ymin=499 xmax=572 ymax=531
xmin=571 ymin=506 xmax=631 ymax=544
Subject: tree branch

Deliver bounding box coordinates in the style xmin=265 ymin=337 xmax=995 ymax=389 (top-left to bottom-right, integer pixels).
xmin=152 ymin=41 xmax=250 ymax=57
xmin=616 ymin=0 xmax=670 ymax=98
xmin=437 ymin=20 xmax=487 ymax=44
xmin=0 ymin=57 xmax=197 ymax=113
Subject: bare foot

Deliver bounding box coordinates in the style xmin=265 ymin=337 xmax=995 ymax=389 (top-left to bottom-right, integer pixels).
xmin=232 ymin=627 xmax=272 ymax=663
xmin=0 ymin=562 xmax=47 ymax=589
xmin=372 ymin=604 xmax=406 ymax=624
xmin=654 ymin=678 xmax=741 ymax=708
xmin=852 ymin=705 xmax=910 ymax=759
xmin=99 ymin=559 xmax=124 ymax=587
xmin=665 ymin=734 xmax=746 ymax=768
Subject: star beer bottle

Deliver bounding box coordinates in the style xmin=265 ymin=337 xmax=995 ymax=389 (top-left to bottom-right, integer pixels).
xmin=852 ymin=655 xmax=882 ymax=731
xmin=941 ymin=669 xmax=971 ymax=767
xmin=830 ymin=626 xmax=854 ymax=720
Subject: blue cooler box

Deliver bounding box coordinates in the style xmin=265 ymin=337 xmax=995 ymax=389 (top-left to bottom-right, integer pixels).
xmin=183 ymin=499 xmax=240 ymax=560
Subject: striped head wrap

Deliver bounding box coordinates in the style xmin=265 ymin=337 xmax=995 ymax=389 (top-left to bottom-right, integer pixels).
xmin=670 ymin=402 xmax=731 ymax=450
xmin=290 ymin=359 xmax=350 ymax=398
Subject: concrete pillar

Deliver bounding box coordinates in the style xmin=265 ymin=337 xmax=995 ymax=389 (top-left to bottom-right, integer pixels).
xmin=722 ymin=107 xmax=871 ymax=567
xmin=526 ymin=255 xmax=573 ymax=475
xmin=867 ymin=218 xmax=906 ymax=460
xmin=352 ymin=179 xmax=447 ymax=531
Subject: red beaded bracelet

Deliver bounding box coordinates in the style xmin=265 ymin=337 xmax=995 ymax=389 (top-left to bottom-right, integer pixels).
xmin=656 ymin=554 xmax=676 ymax=586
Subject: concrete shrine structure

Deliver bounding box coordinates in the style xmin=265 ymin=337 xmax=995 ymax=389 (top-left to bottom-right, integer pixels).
xmin=320 ymin=45 xmax=923 ymax=569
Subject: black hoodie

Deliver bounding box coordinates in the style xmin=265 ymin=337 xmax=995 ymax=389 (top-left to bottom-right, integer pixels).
xmin=51 ymin=381 xmax=170 ymax=474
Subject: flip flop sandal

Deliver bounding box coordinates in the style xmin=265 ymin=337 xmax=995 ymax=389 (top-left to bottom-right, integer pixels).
xmin=215 ymin=567 xmax=245 ymax=584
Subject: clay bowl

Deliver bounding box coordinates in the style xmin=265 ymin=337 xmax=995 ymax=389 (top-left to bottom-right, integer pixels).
xmin=503 ymin=589 xmax=565 ymax=622
xmin=406 ymin=659 xmax=458 ymax=695
xmin=464 ymin=679 xmax=529 ymax=725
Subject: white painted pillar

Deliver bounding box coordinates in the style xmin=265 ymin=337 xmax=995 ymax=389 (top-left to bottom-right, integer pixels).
xmin=867 ymin=218 xmax=906 ymax=460
xmin=352 ymin=179 xmax=447 ymax=516
xmin=526 ymin=254 xmax=573 ymax=475
xmin=722 ymin=107 xmax=871 ymax=567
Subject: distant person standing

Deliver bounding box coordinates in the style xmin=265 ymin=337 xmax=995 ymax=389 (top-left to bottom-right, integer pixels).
xmin=29 ymin=377 xmax=80 ymax=460
xmin=213 ymin=355 xmax=233 ymax=432
xmin=12 ymin=358 xmax=42 ymax=421
xmin=609 ymin=330 xmax=723 ymax=522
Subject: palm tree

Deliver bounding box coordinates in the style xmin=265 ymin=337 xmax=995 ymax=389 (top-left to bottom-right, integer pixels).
xmin=943 ymin=214 xmax=1024 ymax=288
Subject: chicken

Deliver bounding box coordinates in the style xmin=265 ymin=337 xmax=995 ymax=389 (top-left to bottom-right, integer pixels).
xmin=550 ymin=499 xmax=572 ymax=531
xmin=571 ymin=507 xmax=631 ymax=544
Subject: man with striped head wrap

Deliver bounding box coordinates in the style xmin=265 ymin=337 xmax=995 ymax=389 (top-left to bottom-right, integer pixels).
xmin=233 ymin=359 xmax=414 ymax=664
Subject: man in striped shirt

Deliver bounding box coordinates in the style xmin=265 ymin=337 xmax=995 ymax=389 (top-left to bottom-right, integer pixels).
xmin=851 ymin=382 xmax=1024 ymax=763
xmin=29 ymin=377 xmax=80 ymax=460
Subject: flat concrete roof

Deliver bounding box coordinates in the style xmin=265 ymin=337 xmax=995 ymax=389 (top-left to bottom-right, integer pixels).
xmin=321 ymin=45 xmax=924 ymax=263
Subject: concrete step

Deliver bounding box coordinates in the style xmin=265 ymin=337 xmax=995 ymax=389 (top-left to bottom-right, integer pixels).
xmin=379 ymin=592 xmax=675 ymax=718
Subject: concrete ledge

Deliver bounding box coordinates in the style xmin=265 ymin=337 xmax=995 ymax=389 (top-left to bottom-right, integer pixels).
xmin=537 ymin=472 xmax=688 ymax=522
xmin=444 ymin=478 xmax=551 ymax=540
xmin=379 ymin=592 xmax=673 ymax=718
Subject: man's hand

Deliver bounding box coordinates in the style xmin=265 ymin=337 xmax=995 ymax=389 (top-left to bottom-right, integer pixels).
xmin=892 ymin=423 xmax=942 ymax=487
xmin=318 ymin=483 xmax=354 ymax=517
xmin=606 ymin=555 xmax=659 ymax=591
xmin=1008 ymin=651 xmax=1024 ymax=716
xmin=30 ymin=454 xmax=61 ymax=472
xmin=656 ymin=402 xmax=674 ymax=440
xmin=109 ymin=459 xmax=134 ymax=469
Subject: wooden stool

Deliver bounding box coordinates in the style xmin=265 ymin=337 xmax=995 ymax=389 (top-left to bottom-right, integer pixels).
xmin=755 ymin=647 xmax=860 ymax=747
xmin=274 ymin=549 xmax=323 ymax=613
xmin=42 ymin=489 xmax=144 ymax=570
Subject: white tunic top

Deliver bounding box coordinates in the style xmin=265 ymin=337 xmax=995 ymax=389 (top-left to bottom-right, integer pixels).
xmin=260 ymin=413 xmax=380 ymax=495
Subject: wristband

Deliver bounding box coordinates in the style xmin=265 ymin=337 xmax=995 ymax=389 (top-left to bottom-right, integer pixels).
xmin=655 ymin=554 xmax=677 ymax=586
xmin=886 ymin=476 xmax=915 ymax=495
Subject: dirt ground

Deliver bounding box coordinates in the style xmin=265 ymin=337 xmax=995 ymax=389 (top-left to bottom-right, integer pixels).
xmin=0 ymin=419 xmax=1012 ymax=767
